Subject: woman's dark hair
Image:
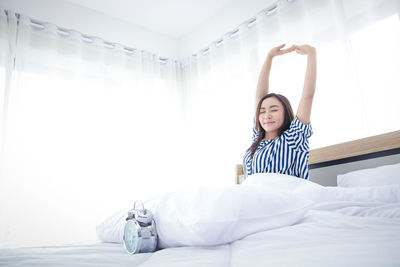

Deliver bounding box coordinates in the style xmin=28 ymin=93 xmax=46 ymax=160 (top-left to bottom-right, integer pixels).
xmin=248 ymin=93 xmax=294 ymax=158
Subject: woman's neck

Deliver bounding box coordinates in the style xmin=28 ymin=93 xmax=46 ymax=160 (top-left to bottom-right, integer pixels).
xmin=265 ymin=131 xmax=278 ymax=141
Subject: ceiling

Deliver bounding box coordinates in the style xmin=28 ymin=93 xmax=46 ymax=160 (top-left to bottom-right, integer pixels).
xmin=65 ymin=0 xmax=234 ymax=39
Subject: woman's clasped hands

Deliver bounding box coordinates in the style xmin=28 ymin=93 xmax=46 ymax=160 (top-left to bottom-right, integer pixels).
xmin=268 ymin=43 xmax=316 ymax=58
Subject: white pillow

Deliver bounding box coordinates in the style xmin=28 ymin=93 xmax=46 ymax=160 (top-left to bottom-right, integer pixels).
xmin=245 ymin=172 xmax=400 ymax=204
xmin=337 ymin=163 xmax=400 ymax=187
xmin=96 ymin=185 xmax=314 ymax=248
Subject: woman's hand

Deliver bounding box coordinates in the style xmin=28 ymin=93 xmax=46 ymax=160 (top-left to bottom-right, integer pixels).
xmin=294 ymin=44 xmax=316 ymax=56
xmin=268 ymin=44 xmax=296 ymax=58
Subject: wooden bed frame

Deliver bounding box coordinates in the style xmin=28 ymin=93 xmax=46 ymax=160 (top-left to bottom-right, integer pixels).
xmin=235 ymin=130 xmax=400 ymax=184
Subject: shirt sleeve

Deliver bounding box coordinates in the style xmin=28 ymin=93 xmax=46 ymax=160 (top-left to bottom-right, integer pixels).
xmin=283 ymin=117 xmax=313 ymax=152
xmin=243 ymin=150 xmax=252 ymax=177
xmin=252 ymin=117 xmax=259 ymax=142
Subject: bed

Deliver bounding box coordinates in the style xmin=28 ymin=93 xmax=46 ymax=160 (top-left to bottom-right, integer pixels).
xmin=1 ymin=131 xmax=400 ymax=267
xmin=236 ymin=130 xmax=400 ymax=185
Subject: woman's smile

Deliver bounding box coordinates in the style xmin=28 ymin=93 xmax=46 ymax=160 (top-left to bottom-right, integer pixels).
xmin=264 ymin=121 xmax=275 ymax=125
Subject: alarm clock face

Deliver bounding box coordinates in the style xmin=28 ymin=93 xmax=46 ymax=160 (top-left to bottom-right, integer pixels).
xmin=123 ymin=220 xmax=139 ymax=254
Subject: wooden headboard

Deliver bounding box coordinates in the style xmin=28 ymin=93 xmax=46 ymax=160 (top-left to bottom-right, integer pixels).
xmin=235 ymin=130 xmax=400 ymax=184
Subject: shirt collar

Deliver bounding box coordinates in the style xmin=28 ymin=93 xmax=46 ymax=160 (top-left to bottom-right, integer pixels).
xmin=259 ymin=137 xmax=276 ymax=147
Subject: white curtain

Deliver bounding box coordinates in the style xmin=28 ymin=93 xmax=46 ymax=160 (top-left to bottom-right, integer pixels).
xmin=0 ymin=10 xmax=185 ymax=248
xmin=182 ymin=0 xmax=400 ymax=184
xmin=0 ymin=0 xmax=399 ymax=248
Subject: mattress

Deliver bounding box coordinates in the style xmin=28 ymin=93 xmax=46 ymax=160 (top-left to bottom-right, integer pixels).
xmin=1 ymin=209 xmax=400 ymax=267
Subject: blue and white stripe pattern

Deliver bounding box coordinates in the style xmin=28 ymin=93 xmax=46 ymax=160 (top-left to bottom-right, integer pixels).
xmin=243 ymin=117 xmax=313 ymax=179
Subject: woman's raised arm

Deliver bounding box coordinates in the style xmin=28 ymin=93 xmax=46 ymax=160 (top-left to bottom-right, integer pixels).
xmin=294 ymin=45 xmax=317 ymax=124
xmin=255 ymin=44 xmax=295 ymax=114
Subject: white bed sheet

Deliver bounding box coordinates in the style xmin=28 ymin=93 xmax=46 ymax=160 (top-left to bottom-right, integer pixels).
xmin=0 ymin=242 xmax=151 ymax=267
xmin=1 ymin=209 xmax=400 ymax=267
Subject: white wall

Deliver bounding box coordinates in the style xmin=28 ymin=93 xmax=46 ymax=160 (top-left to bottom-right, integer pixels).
xmin=0 ymin=0 xmax=180 ymax=59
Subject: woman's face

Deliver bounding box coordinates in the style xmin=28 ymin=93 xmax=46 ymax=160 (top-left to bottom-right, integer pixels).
xmin=259 ymin=97 xmax=285 ymax=135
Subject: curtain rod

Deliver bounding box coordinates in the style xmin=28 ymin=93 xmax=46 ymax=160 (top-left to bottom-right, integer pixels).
xmin=1 ymin=8 xmax=175 ymax=65
xmin=2 ymin=0 xmax=295 ymax=63
xmin=192 ymin=0 xmax=295 ymax=59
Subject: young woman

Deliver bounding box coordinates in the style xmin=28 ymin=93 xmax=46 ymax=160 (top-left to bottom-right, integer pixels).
xmin=243 ymin=44 xmax=317 ymax=179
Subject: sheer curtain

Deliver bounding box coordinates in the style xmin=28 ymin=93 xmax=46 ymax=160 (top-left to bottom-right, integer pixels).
xmin=182 ymin=0 xmax=400 ymax=184
xmin=0 ymin=10 xmax=185 ymax=248
xmin=0 ymin=0 xmax=399 ymax=248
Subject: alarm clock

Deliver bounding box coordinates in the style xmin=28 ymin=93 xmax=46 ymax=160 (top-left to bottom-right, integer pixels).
xmin=123 ymin=200 xmax=158 ymax=254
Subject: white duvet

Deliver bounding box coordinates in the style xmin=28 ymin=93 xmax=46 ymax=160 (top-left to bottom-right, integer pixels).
xmin=1 ymin=173 xmax=400 ymax=267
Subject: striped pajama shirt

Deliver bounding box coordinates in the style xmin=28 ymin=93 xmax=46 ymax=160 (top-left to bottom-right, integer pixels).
xmin=243 ymin=117 xmax=313 ymax=179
